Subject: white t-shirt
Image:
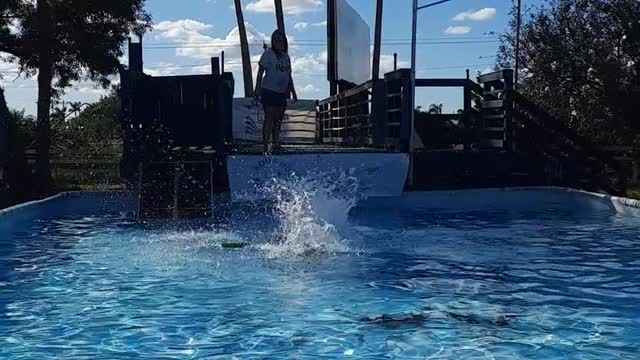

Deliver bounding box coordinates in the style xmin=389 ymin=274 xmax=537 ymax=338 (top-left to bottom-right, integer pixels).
xmin=259 ymin=49 xmax=291 ymax=94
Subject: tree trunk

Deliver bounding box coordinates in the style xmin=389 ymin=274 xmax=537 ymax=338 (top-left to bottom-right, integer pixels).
xmin=233 ymin=0 xmax=254 ymax=98
xmin=36 ymin=0 xmax=54 ymax=195
xmin=274 ymin=0 xmax=286 ymax=35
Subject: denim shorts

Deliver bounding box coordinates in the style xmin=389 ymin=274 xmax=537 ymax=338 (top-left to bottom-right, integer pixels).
xmin=261 ymin=88 xmax=287 ymax=111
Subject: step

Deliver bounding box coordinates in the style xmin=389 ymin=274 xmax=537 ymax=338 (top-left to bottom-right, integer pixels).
xmin=481 ymin=100 xmax=504 ymax=109
xmin=483 ymin=89 xmax=504 ymax=97
xmin=478 ymin=71 xmax=509 ymax=84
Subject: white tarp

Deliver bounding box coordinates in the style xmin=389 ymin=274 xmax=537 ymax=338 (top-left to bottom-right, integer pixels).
xmin=227 ymin=153 xmax=410 ymax=202
xmin=232 ymin=98 xmax=317 ymax=143
xmin=335 ymin=0 xmax=371 ymax=85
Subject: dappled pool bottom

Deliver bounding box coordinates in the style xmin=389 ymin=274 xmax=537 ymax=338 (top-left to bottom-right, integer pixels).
xmin=1 ymin=193 xmax=640 ymax=359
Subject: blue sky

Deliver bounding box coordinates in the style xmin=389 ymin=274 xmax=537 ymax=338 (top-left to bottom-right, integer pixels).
xmin=1 ymin=0 xmax=533 ymax=114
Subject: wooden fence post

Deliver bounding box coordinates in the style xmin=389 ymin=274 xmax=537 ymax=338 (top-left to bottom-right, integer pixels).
xmin=400 ymin=70 xmax=413 ymax=153
xmin=371 ymin=79 xmax=387 ymax=147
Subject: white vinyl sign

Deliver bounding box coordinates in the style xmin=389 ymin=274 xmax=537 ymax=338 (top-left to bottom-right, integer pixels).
xmin=335 ymin=0 xmax=371 ymax=85
xmin=232 ymin=98 xmax=317 ymax=143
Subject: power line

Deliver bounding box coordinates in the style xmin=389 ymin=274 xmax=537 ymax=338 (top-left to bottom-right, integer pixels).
xmin=146 ymin=35 xmax=499 ymax=46
xmin=143 ymin=40 xmax=500 ymax=50
xmin=143 ymin=62 xmax=496 ymax=77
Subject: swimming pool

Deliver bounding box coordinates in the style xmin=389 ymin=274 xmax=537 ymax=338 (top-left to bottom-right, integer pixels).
xmin=1 ymin=187 xmax=639 ymax=359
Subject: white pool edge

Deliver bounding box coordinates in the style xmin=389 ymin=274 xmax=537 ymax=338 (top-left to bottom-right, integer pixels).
xmin=0 ymin=191 xmax=134 ymax=218
xmin=0 ymin=193 xmax=65 ymax=216
xmin=1 ymin=187 xmax=639 ymax=218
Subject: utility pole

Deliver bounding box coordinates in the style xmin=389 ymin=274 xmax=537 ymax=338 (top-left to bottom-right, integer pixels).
xmin=274 ymin=0 xmax=286 ymax=34
xmin=410 ymin=0 xmax=418 ymax=152
xmin=372 ymin=0 xmax=384 ymax=80
xmin=233 ymin=0 xmax=254 ymax=97
xmin=327 ymin=0 xmax=337 ymax=95
xmin=514 ymin=0 xmax=522 ymax=86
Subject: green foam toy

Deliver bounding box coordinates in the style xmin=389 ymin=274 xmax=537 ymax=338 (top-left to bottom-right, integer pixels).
xmin=222 ymin=242 xmax=246 ymax=249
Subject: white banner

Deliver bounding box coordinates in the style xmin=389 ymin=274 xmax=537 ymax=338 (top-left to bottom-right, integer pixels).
xmin=227 ymin=153 xmax=410 ymax=202
xmin=335 ymin=0 xmax=371 ymax=85
xmin=232 ymin=98 xmax=317 ymax=143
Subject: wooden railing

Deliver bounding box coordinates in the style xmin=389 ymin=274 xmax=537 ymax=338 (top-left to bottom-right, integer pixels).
xmin=316 ymin=69 xmax=415 ymax=151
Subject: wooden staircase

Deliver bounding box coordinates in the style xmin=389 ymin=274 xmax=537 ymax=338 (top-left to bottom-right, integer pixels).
xmin=478 ymin=70 xmax=514 ymax=150
xmin=511 ymin=92 xmax=628 ymax=195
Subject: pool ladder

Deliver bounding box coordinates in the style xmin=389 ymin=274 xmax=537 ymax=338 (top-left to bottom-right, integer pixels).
xmin=137 ymin=161 xmax=213 ymax=219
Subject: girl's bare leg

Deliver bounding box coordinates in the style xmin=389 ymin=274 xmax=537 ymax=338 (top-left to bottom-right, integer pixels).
xmin=272 ymin=106 xmax=285 ymax=151
xmin=263 ymin=107 xmax=275 ymax=154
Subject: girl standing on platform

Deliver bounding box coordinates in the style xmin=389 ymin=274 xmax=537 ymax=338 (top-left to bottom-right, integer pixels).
xmin=255 ymin=29 xmax=298 ymax=155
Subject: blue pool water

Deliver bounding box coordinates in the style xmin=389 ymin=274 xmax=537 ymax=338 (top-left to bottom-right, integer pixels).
xmin=1 ymin=188 xmax=639 ymax=359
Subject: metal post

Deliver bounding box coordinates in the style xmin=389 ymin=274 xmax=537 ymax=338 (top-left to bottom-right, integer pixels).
xmin=394 ymin=53 xmax=398 ymax=71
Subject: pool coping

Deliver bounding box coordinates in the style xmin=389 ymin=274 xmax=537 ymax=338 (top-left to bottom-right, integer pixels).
xmin=0 ymin=193 xmax=65 ymax=217
xmin=1 ymin=187 xmax=639 ymax=217
xmin=0 ymin=191 xmax=133 ymax=217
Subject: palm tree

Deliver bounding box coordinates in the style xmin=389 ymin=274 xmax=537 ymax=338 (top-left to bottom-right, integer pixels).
xmin=428 ymin=104 xmax=443 ymax=115
xmin=233 ymin=0 xmax=254 ymax=97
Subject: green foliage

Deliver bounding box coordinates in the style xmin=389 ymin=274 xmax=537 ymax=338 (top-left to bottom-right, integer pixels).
xmin=1 ymin=87 xmax=33 ymax=206
xmin=627 ymin=188 xmax=640 ymax=200
xmin=50 ymin=93 xmax=122 ymax=157
xmin=498 ymin=0 xmax=640 ymax=145
xmin=2 ymin=0 xmax=149 ymax=193
xmin=1 ymin=0 xmax=150 ymax=90
xmin=0 ymin=87 xmax=9 ymax=165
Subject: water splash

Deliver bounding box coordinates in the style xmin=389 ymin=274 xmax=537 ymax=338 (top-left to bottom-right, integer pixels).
xmin=257 ymin=170 xmax=360 ymax=259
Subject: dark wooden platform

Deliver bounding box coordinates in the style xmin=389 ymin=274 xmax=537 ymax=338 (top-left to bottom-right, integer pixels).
xmin=230 ymin=143 xmax=390 ymax=155
xmin=410 ymin=150 xmax=546 ymax=191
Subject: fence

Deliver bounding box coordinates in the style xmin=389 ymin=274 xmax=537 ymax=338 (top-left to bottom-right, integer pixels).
xmin=24 ymin=152 xmax=123 ymax=190
xmin=317 ymin=70 xmax=414 ymax=151
xmin=316 ymin=69 xmax=514 ymax=152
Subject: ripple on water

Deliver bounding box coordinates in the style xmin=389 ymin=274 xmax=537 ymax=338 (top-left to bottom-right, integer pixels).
xmin=1 ymin=197 xmax=640 ymax=359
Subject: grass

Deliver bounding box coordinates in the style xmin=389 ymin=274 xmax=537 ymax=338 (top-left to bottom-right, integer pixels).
xmin=626 ymin=188 xmax=640 ymax=200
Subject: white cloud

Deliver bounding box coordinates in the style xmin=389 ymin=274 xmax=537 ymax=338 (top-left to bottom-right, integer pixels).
xmin=72 ymin=85 xmax=109 ymax=95
xmin=291 ymin=53 xmax=326 ymax=75
xmin=298 ymin=83 xmax=320 ymax=97
xmin=153 ymin=19 xmax=269 ymax=61
xmin=453 ymin=8 xmax=496 ymax=22
xmin=154 ymin=19 xmax=213 ymax=37
xmin=367 ymin=46 xmax=409 ymax=74
xmin=312 ymin=20 xmax=327 ymax=27
xmin=246 ymin=0 xmax=322 ymax=15
xmin=445 ymin=26 xmax=472 ymax=35
xmin=379 ymin=54 xmax=408 ymax=74
xmin=294 ymin=22 xmax=309 ymax=31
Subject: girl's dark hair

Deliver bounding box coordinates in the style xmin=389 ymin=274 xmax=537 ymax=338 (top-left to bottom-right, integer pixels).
xmin=271 ymin=29 xmax=288 ymax=54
